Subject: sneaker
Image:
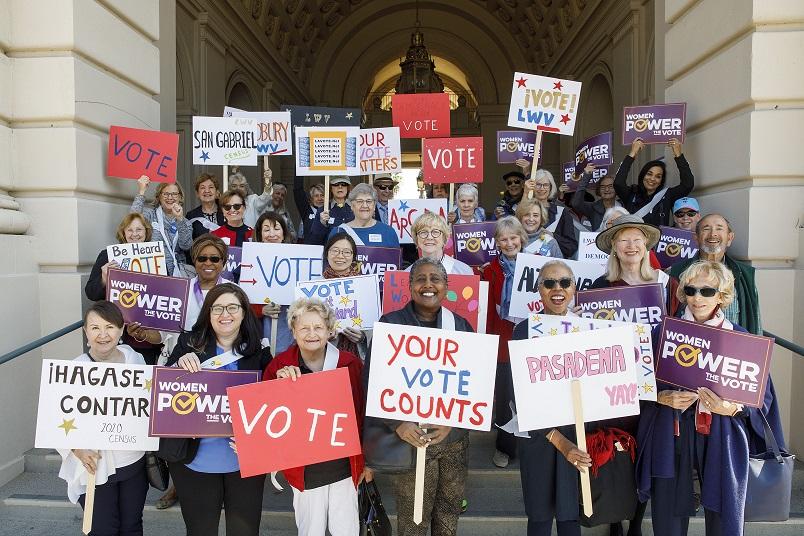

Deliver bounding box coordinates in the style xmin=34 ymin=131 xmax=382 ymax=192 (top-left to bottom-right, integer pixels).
xmin=492 ymin=449 xmax=510 ymax=468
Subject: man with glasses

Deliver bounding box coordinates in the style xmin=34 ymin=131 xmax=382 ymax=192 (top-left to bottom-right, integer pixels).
xmin=671 ymin=197 xmax=701 ymax=231
xmin=493 ymin=170 xmax=526 ymax=219
xmin=668 ymin=214 xmax=762 ymax=334
xmin=372 ymin=173 xmax=398 ymax=224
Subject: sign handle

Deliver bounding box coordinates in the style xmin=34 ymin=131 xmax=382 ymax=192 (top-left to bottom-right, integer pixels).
xmin=270 ymin=317 xmax=279 ymax=352
xmin=527 ymin=130 xmax=543 ymax=200
xmin=413 ymin=426 xmax=427 ymax=525
xmin=369 ymin=174 xmax=374 ymax=186
xmin=448 ymin=183 xmax=455 ymax=213
xmin=571 ymin=379 xmax=593 ymax=518
xmin=324 ymin=175 xmax=330 ymax=209
xmin=82 ymin=471 xmax=96 ymax=535
xmin=223 ymin=165 xmax=229 ymax=192
xmin=262 ymin=157 xmax=272 ymax=193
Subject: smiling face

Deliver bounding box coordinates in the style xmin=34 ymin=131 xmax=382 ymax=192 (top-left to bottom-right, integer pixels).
xmin=124 ymin=218 xmax=147 ymax=243
xmin=458 ymin=195 xmax=476 ymax=219
xmin=613 ymin=227 xmax=647 ymax=264
xmin=520 ymin=206 xmax=542 ymax=234
xmin=642 ymin=165 xmax=664 ymax=194
xmin=505 ymin=176 xmax=523 ymax=197
xmin=261 ymin=219 xmax=285 ymax=243
xmin=538 ymin=263 xmax=576 ymax=315
xmin=271 ymin=187 xmax=285 ymax=208
xmin=673 ymin=209 xmax=701 ymax=231
xmin=210 ymin=292 xmax=243 ymax=340
xmin=410 ymin=264 xmax=448 ymax=314
xmin=352 ymin=195 xmax=375 ymax=224
xmin=229 ymin=176 xmax=248 ymax=192
xmin=326 ymin=238 xmax=355 ymax=273
xmin=497 ymin=230 xmax=523 ymax=259
xmin=416 ymin=226 xmax=446 ymax=257
xmin=598 ymin=177 xmax=615 ymax=201
xmin=291 ymin=310 xmax=331 ymax=355
xmin=197 ymin=179 xmax=218 ymax=205
xmin=84 ymin=311 xmax=123 ymax=359
xmin=159 ymin=184 xmax=182 ymax=212
xmin=533 ymin=178 xmax=552 ymax=202
xmin=222 ymin=194 xmax=245 ymax=227
xmin=683 ymin=274 xmax=722 ymax=323
xmin=374 ymin=181 xmax=395 ymax=203
xmin=194 ymin=244 xmax=224 ymax=285
xmin=697 ymin=215 xmax=734 ymax=257
xmin=310 ymin=188 xmax=325 ymax=208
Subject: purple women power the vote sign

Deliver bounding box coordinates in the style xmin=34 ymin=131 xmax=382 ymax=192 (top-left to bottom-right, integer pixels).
xmin=106 ymin=268 xmax=190 ymax=332
xmin=355 ymin=246 xmax=401 ymax=285
xmin=574 ymin=131 xmax=613 ymax=175
xmin=654 ymin=226 xmax=698 ymax=269
xmin=452 ymin=222 xmax=498 ymax=266
xmin=149 ymin=367 xmax=261 ymax=437
xmin=576 ymin=284 xmax=666 ymax=328
xmin=655 ymin=317 xmax=772 ymax=407
xmin=496 ymin=130 xmax=538 ymax=163
xmin=622 ymin=103 xmax=686 ymax=145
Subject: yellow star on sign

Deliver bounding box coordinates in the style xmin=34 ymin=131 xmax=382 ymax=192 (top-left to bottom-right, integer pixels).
xmin=642 ymin=383 xmax=654 ymax=393
xmin=571 ymin=326 xmax=580 ymax=333
xmin=352 ymin=316 xmax=363 ymax=327
xmin=339 ymin=296 xmax=351 ymax=306
xmin=335 ymin=321 xmax=342 ymax=330
xmin=530 ymin=314 xmax=541 ymax=322
xmin=549 ymin=328 xmax=558 ymax=336
xmin=635 ymin=325 xmax=646 ymax=335
xmin=58 ymin=418 xmax=78 ymax=435
xmin=143 ymin=378 xmax=153 ymax=391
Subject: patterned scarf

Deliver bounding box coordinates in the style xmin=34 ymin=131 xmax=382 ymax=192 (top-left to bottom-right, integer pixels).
xmin=323 ymin=263 xmax=362 ymax=355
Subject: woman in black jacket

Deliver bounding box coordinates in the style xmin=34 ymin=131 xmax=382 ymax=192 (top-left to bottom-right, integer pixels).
xmin=166 ymin=283 xmax=272 ymax=536
xmin=613 ymin=138 xmax=694 ymax=226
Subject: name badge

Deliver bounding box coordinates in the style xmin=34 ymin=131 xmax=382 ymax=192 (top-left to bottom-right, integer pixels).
xmin=369 ymin=234 xmax=382 ymax=243
xmin=308 ymin=213 xmax=315 ymax=220
xmin=221 ymin=236 xmax=231 ymax=245
xmin=328 ymin=217 xmax=335 ymax=225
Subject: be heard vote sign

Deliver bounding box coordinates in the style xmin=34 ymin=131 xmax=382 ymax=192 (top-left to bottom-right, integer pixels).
xmin=577 ymin=284 xmax=666 ymax=328
xmin=422 ymin=137 xmax=483 ymax=183
xmin=35 ymin=360 xmax=159 ymax=451
xmin=106 ymin=268 xmax=190 ymax=332
xmin=509 ymin=326 xmax=640 ymax=431
xmin=622 ymin=103 xmax=686 ymax=145
xmin=228 ymin=367 xmax=362 ymax=477
xmin=366 ymin=323 xmax=499 ymax=431
xmin=295 ymin=274 xmax=382 ymax=331
xmin=240 ymin=242 xmax=324 ymax=306
xmin=223 ymin=107 xmax=292 ymax=156
xmin=106 ymin=241 xmax=167 ymax=275
xmin=295 ymin=126 xmax=361 ymax=176
xmin=107 ymin=126 xmax=179 ymax=183
xmin=655 ymin=317 xmax=772 ymax=407
xmin=391 ymin=93 xmax=451 ymax=138
xmin=508 ymin=72 xmax=582 ymax=135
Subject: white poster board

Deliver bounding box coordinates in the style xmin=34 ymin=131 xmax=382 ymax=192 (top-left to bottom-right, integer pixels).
xmin=509 ymin=326 xmax=640 ymax=431
xmin=106 ymin=241 xmax=167 ymax=275
xmin=507 ymin=72 xmax=582 ymax=136
xmin=359 ymin=127 xmax=402 ymax=174
xmin=192 ymin=116 xmax=258 ymax=166
xmin=366 ymin=323 xmax=499 ymax=431
xmin=295 ymin=274 xmax=382 ymax=331
xmin=387 ymin=198 xmax=448 ymax=244
xmin=240 ymin=242 xmax=324 ymax=306
xmin=575 ymin=232 xmax=607 ymax=265
xmin=295 ymin=126 xmax=361 ymax=176
xmin=35 ymin=360 xmax=159 ymax=451
xmin=223 ymin=106 xmax=293 ymax=156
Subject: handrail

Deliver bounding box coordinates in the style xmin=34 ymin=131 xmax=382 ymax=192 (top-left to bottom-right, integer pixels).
xmin=0 ymin=320 xmax=84 ymax=366
xmin=764 ymin=330 xmax=804 ymax=357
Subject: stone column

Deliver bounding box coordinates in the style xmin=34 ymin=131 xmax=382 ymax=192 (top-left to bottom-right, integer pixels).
xmin=662 ymin=0 xmax=804 ymax=452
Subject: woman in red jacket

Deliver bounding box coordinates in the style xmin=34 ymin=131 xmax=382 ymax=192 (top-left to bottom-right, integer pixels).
xmin=482 ymin=216 xmax=529 ymax=468
xmin=263 ymin=297 xmax=369 ymax=536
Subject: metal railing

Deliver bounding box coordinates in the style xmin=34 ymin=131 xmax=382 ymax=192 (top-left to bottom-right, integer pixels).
xmin=0 ymin=320 xmax=83 ymax=366
xmin=764 ymin=330 xmax=804 ymax=357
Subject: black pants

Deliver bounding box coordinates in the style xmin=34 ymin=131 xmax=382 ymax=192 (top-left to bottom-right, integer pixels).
xmin=169 ymin=462 xmax=266 ymax=536
xmin=528 ymin=520 xmax=581 ymax=536
xmin=494 ymin=362 xmax=516 ymax=457
xmin=78 ymin=457 xmax=148 ymax=536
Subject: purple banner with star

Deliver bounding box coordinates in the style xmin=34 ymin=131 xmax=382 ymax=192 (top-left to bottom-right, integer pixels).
xmin=655 ymin=317 xmax=772 ymax=407
xmin=622 ymin=103 xmax=686 ymax=144
xmin=576 ymin=284 xmax=666 ymax=328
xmin=149 ymin=367 xmax=261 ymax=437
xmin=295 ymin=274 xmax=382 ymax=331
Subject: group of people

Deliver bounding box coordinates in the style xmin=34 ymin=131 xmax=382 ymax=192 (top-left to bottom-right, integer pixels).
xmin=62 ymin=135 xmax=785 ymax=536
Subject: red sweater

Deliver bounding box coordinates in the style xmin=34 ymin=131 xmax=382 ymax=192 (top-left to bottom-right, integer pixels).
xmin=263 ymin=345 xmax=365 ymax=491
xmin=482 ymin=257 xmax=513 ymax=363
xmin=211 ymin=223 xmax=253 ymax=247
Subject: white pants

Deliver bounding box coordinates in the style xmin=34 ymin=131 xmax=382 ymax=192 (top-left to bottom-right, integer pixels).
xmin=291 ymin=476 xmax=359 ymax=536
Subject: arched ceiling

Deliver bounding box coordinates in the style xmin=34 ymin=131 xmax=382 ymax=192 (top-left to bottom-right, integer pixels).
xmin=242 ymin=0 xmax=592 ymax=105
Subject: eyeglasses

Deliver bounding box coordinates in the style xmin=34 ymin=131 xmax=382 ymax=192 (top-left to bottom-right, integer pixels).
xmin=540 ymin=277 xmax=574 ymax=289
xmin=534 ymin=183 xmax=551 ymax=190
xmin=506 ymin=179 xmax=522 ymax=186
xmin=375 ymin=185 xmax=394 ymax=191
xmin=211 ymin=304 xmax=242 ymax=316
xmin=674 ymin=210 xmax=698 ymax=218
xmin=417 ymin=229 xmax=443 ymax=239
xmin=329 ymin=248 xmax=353 ymax=257
xmin=161 ymin=192 xmax=180 ymax=198
xmin=352 ymin=199 xmax=374 ymax=206
xmin=599 ymin=184 xmax=615 ymax=191
xmin=683 ymin=286 xmax=718 ymax=298
xmin=196 ymin=255 xmax=222 ymax=263
xmin=222 ymin=203 xmax=244 ymax=211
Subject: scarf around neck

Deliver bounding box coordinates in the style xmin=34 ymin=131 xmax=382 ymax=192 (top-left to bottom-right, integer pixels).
xmin=499 ymin=255 xmax=517 ymax=320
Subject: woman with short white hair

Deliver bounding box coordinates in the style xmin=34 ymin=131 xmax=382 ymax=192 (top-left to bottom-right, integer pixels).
xmin=264 ymin=298 xmax=368 ymax=536
xmin=410 ymin=211 xmax=473 ymax=275
xmin=449 ymin=183 xmax=485 ymax=224
xmin=327 ymin=183 xmax=399 ymax=248
xmin=598 ymin=206 xmax=630 ymax=231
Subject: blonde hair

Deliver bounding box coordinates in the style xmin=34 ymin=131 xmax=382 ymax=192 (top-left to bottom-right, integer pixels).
xmin=287 ymin=298 xmax=337 ymax=333
xmin=605 ymin=227 xmax=655 ymax=282
xmin=116 ymin=213 xmax=153 ymax=243
xmin=411 ymin=210 xmax=449 ymax=247
xmin=533 ymin=169 xmax=558 ymax=200
xmin=515 ymin=199 xmax=548 ymax=228
xmin=676 ymin=260 xmax=735 ymax=307
xmin=494 ymin=216 xmax=529 ymax=247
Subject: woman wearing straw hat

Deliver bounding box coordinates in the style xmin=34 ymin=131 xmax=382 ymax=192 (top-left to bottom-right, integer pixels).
xmin=591 ymin=214 xmax=669 ymax=289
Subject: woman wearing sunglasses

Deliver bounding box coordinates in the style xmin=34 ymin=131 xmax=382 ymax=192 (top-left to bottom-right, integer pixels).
xmin=410 ymin=211 xmax=473 ymax=275
xmin=493 ymin=169 xmax=526 ymax=219
xmin=636 ymin=261 xmax=783 ymax=536
xmin=212 ymin=189 xmax=253 ymax=247
xmin=507 ymin=260 xmax=590 ymax=536
xmin=165 ymin=283 xmax=272 ymax=536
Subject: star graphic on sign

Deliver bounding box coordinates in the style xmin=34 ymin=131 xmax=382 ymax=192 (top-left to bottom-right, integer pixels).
xmin=200 ymin=151 xmax=210 ymax=162
xmin=560 ymin=114 xmax=571 ymax=125
xmin=516 ymin=76 xmax=528 ymax=88
xmin=339 ymin=296 xmax=351 ymax=306
xmin=345 ymin=112 xmax=354 ymax=120
xmin=58 ymin=418 xmax=78 ymax=436
xmin=398 ymin=200 xmax=410 ymax=213
xmin=553 ymin=81 xmax=563 ymax=91
xmin=642 ymin=383 xmax=655 ymax=393
xmin=335 ymin=320 xmax=342 ymax=330
xmin=352 ymin=316 xmax=363 ymax=327
xmin=143 ymin=378 xmax=153 ymax=391
xmin=530 ymin=314 xmax=541 ymax=322
xmin=571 ymin=326 xmax=580 ymax=333
xmin=549 ymin=328 xmax=558 ymax=336
xmin=635 ymin=325 xmax=646 ymax=335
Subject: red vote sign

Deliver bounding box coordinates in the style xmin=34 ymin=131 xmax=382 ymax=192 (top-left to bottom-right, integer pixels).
xmin=422 ymin=137 xmax=483 ymax=183
xmin=391 ymin=93 xmax=451 ymax=138
xmin=227 ymin=368 xmax=362 ymax=477
xmin=107 ymin=125 xmax=179 ymax=183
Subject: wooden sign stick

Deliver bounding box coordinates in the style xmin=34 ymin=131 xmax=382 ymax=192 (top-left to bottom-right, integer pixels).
xmin=324 ymin=175 xmax=330 ymax=209
xmin=448 ymin=183 xmax=455 ymax=213
xmin=413 ymin=426 xmax=428 ymax=525
xmin=223 ymin=165 xmax=229 ymax=192
xmin=571 ymin=379 xmax=593 ymax=518
xmin=527 ymin=130 xmax=543 ymax=200
xmin=369 ymin=174 xmax=374 ymax=186
xmin=82 ymin=471 xmax=96 ymax=535
xmin=270 ymin=318 xmax=279 ymax=354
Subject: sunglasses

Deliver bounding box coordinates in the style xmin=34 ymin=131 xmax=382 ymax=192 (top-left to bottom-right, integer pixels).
xmin=683 ymin=285 xmax=718 ymax=298
xmin=375 ymin=185 xmax=394 ymax=191
xmin=540 ymin=277 xmax=574 ymax=289
xmin=196 ymin=255 xmax=222 ymax=263
xmin=674 ymin=210 xmax=698 ymax=218
xmin=222 ymin=203 xmax=244 ymax=211
xmin=506 ymin=179 xmax=522 ymax=186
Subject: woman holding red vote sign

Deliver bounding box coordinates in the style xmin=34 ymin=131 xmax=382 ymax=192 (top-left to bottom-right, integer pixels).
xmin=636 ymin=261 xmax=784 ymax=536
xmin=163 ymin=283 xmax=272 ymax=536
xmin=264 ymin=298 xmax=367 ymax=536
xmin=58 ymin=302 xmax=149 ymax=535
xmin=520 ymin=165 xmax=579 ymax=258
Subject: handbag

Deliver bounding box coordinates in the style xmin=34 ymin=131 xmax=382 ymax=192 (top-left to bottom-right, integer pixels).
xmin=157 ymin=437 xmax=199 ymax=464
xmin=580 ymin=428 xmax=638 ymax=527
xmin=359 ymin=480 xmax=392 ymax=536
xmin=362 ymin=416 xmax=414 ymax=474
xmin=144 ymin=452 xmax=169 ymax=491
xmin=744 ymin=412 xmax=795 ymax=522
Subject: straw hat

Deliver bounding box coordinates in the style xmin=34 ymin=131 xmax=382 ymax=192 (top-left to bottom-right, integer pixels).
xmin=595 ymin=214 xmax=661 ymax=254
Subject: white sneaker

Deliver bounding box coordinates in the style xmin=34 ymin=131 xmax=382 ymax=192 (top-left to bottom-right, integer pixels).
xmin=492 ymin=449 xmax=510 ymax=468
